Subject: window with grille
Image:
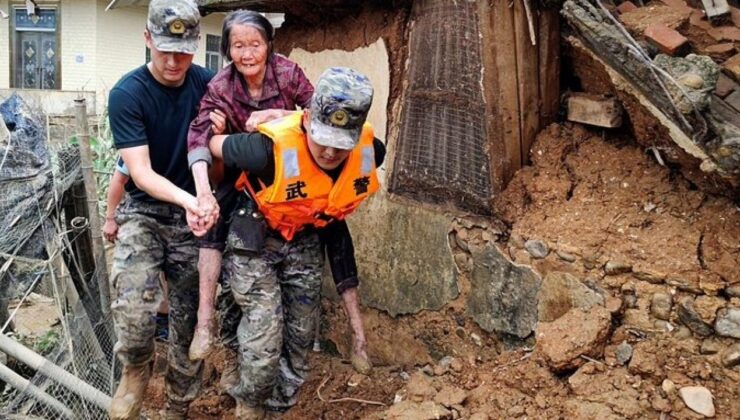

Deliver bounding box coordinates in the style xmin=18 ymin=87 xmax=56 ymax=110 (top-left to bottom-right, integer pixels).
xmin=205 ymin=34 xmax=222 ymax=72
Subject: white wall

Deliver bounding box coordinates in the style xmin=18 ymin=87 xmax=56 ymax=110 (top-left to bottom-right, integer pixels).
xmin=1 ymin=1 xmax=224 ymax=113
xmin=0 ymin=0 xmax=9 ymax=89
xmin=60 ymin=0 xmax=97 ymax=92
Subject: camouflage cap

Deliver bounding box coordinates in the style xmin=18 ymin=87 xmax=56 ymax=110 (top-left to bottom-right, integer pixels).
xmin=147 ymin=0 xmax=200 ymax=54
xmin=309 ymin=67 xmax=373 ymax=150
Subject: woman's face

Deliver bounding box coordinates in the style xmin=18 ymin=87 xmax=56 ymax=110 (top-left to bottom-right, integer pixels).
xmin=229 ymin=24 xmax=269 ymax=82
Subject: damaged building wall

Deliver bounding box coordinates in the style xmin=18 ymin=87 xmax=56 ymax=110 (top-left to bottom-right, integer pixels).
xmin=274 ymin=0 xmax=563 ymax=334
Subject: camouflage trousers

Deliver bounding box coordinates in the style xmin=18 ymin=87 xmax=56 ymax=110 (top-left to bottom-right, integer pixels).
xmin=110 ymin=198 xmax=202 ymax=404
xmin=220 ymin=230 xmax=323 ymax=409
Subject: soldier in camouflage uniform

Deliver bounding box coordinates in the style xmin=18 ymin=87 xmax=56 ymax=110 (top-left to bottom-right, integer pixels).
xmin=210 ymin=67 xmax=386 ymax=418
xmin=107 ymin=0 xmax=219 ymax=418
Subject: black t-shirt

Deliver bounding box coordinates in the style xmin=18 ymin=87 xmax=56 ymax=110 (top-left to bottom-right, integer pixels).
xmin=109 ymin=64 xmax=214 ymax=202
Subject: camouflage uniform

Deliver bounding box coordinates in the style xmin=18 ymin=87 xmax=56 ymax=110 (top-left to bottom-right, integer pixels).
xmin=220 ymin=229 xmax=323 ymax=409
xmin=110 ymin=198 xmax=201 ymax=403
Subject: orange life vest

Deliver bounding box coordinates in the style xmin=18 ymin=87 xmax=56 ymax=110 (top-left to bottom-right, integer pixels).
xmin=234 ymin=111 xmax=380 ymax=241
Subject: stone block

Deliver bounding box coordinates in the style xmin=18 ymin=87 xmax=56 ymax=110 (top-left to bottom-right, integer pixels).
xmin=644 ymin=23 xmax=690 ymax=56
xmin=467 ymin=243 xmax=541 ymax=338
xmin=337 ymin=193 xmax=459 ymax=317
xmin=566 ymin=94 xmax=623 ymax=128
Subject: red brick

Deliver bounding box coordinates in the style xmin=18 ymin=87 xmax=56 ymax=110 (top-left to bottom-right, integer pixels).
xmin=715 ymin=73 xmax=737 ymax=98
xmin=617 ymin=1 xmax=638 ymax=14
xmin=722 ymin=52 xmax=740 ymax=82
xmin=703 ymin=43 xmax=737 ymax=61
xmin=644 ymin=23 xmax=690 ymax=56
xmin=621 ymin=5 xmax=691 ymax=33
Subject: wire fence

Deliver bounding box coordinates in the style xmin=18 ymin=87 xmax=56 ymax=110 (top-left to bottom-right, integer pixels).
xmin=0 ymin=93 xmax=116 ymax=420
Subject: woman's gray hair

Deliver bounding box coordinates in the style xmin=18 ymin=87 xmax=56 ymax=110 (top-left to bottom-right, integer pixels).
xmin=220 ymin=10 xmax=274 ymax=61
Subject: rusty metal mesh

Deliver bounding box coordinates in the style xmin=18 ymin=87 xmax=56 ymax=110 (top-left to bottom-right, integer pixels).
xmin=390 ymin=0 xmax=491 ymax=214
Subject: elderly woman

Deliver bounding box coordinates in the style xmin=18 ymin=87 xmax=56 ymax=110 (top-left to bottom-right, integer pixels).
xmin=186 ymin=10 xmax=313 ymax=361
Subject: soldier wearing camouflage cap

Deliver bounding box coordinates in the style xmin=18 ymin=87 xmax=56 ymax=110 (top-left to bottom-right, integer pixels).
xmin=209 ymin=67 xmax=385 ymax=417
xmin=107 ymin=0 xmax=223 ymax=418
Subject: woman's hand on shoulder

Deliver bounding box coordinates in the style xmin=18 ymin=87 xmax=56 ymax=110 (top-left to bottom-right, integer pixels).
xmin=244 ymin=109 xmax=290 ymax=132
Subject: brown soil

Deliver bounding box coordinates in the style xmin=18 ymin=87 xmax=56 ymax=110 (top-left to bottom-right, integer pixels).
xmin=141 ymin=122 xmax=738 ymax=419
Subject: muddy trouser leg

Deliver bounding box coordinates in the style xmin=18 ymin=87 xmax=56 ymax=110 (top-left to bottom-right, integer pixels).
xmin=110 ymin=215 xmax=165 ymax=368
xmin=217 ymin=274 xmax=241 ymax=352
xmin=223 ymin=247 xmax=284 ymax=407
xmin=266 ymin=232 xmax=324 ymax=411
xmin=162 ymin=221 xmax=201 ymax=404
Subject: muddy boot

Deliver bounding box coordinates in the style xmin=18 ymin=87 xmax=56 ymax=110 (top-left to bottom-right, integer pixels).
xmin=219 ymin=348 xmax=240 ymax=394
xmin=158 ymin=400 xmax=189 ymax=420
xmin=351 ymin=352 xmax=372 ymax=375
xmin=108 ymin=363 xmax=152 ymax=420
xmin=189 ymin=321 xmax=215 ymax=361
xmin=235 ymin=400 xmax=265 ymax=420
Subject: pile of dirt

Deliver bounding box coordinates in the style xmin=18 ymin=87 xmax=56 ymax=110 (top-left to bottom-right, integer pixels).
xmin=140 ymin=122 xmax=737 ymax=419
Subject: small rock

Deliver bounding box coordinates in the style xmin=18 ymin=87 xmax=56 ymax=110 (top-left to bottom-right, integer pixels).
xmin=421 ymin=364 xmax=435 ymax=376
xmin=606 ymin=296 xmax=624 ymax=314
xmin=674 ymin=326 xmax=693 ymax=339
xmin=524 ymin=239 xmax=549 ymax=259
xmin=455 ymin=328 xmax=465 ymax=339
xmin=439 ymin=356 xmax=453 ymax=368
xmin=556 ymin=249 xmax=576 ymax=262
xmin=651 ymin=293 xmax=673 ymax=321
xmin=386 ymin=401 xmax=451 ymax=420
xmin=615 ymin=342 xmax=633 ymax=365
xmin=454 ymin=314 xmax=465 ymax=327
xmin=662 ymin=379 xmax=676 ymax=395
xmin=655 ymin=320 xmax=674 ymax=332
xmin=678 ymin=73 xmax=704 ymax=89
xmin=678 ymin=386 xmax=715 ymax=418
xmin=507 ymin=405 xmax=525 ymax=417
xmin=449 ymin=358 xmax=463 ymax=373
xmin=632 ymin=267 xmax=666 ymax=284
xmin=399 ymin=371 xmax=410 ymax=381
xmin=433 ymin=364 xmax=448 ymax=376
xmin=720 ymin=342 xmax=740 ymax=367
xmin=605 ymin=260 xmax=632 ymax=275
xmin=726 ymin=284 xmax=740 ymax=298
xmin=652 ymin=395 xmax=671 ymax=412
xmin=678 ymin=298 xmax=714 ymax=337
xmin=536 ymin=307 xmax=612 ymax=372
xmin=699 ymin=339 xmax=722 ymax=355
xmin=347 ymin=373 xmax=364 ymax=387
xmin=470 ymin=333 xmax=482 ymax=347
xmin=510 ymin=233 xmax=525 ymax=249
xmin=624 ymin=294 xmax=638 ymax=309
xmin=694 ymin=296 xmax=725 ymax=324
xmin=714 ymin=307 xmax=740 ymax=338
xmin=434 ymin=385 xmax=468 ymax=407
xmin=407 ymin=373 xmax=436 ymax=402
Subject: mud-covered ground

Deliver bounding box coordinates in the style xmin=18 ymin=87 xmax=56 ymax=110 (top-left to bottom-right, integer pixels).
xmin=143 ymin=122 xmax=739 ymax=419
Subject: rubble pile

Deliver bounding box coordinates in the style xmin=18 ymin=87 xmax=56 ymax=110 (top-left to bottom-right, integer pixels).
xmin=562 ymin=0 xmax=740 ymax=197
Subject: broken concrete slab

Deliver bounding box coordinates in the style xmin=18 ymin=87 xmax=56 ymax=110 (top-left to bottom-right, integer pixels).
xmin=566 ymin=93 xmax=623 ymax=127
xmin=467 ymin=243 xmax=541 ymax=338
xmin=344 ymin=193 xmax=459 ymax=317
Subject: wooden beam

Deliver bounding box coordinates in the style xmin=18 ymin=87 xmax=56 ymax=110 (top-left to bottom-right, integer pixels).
xmin=492 ymin=0 xmax=522 ymax=183
xmin=514 ymin=0 xmax=540 ymax=165
xmin=538 ymin=8 xmax=560 ymax=128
